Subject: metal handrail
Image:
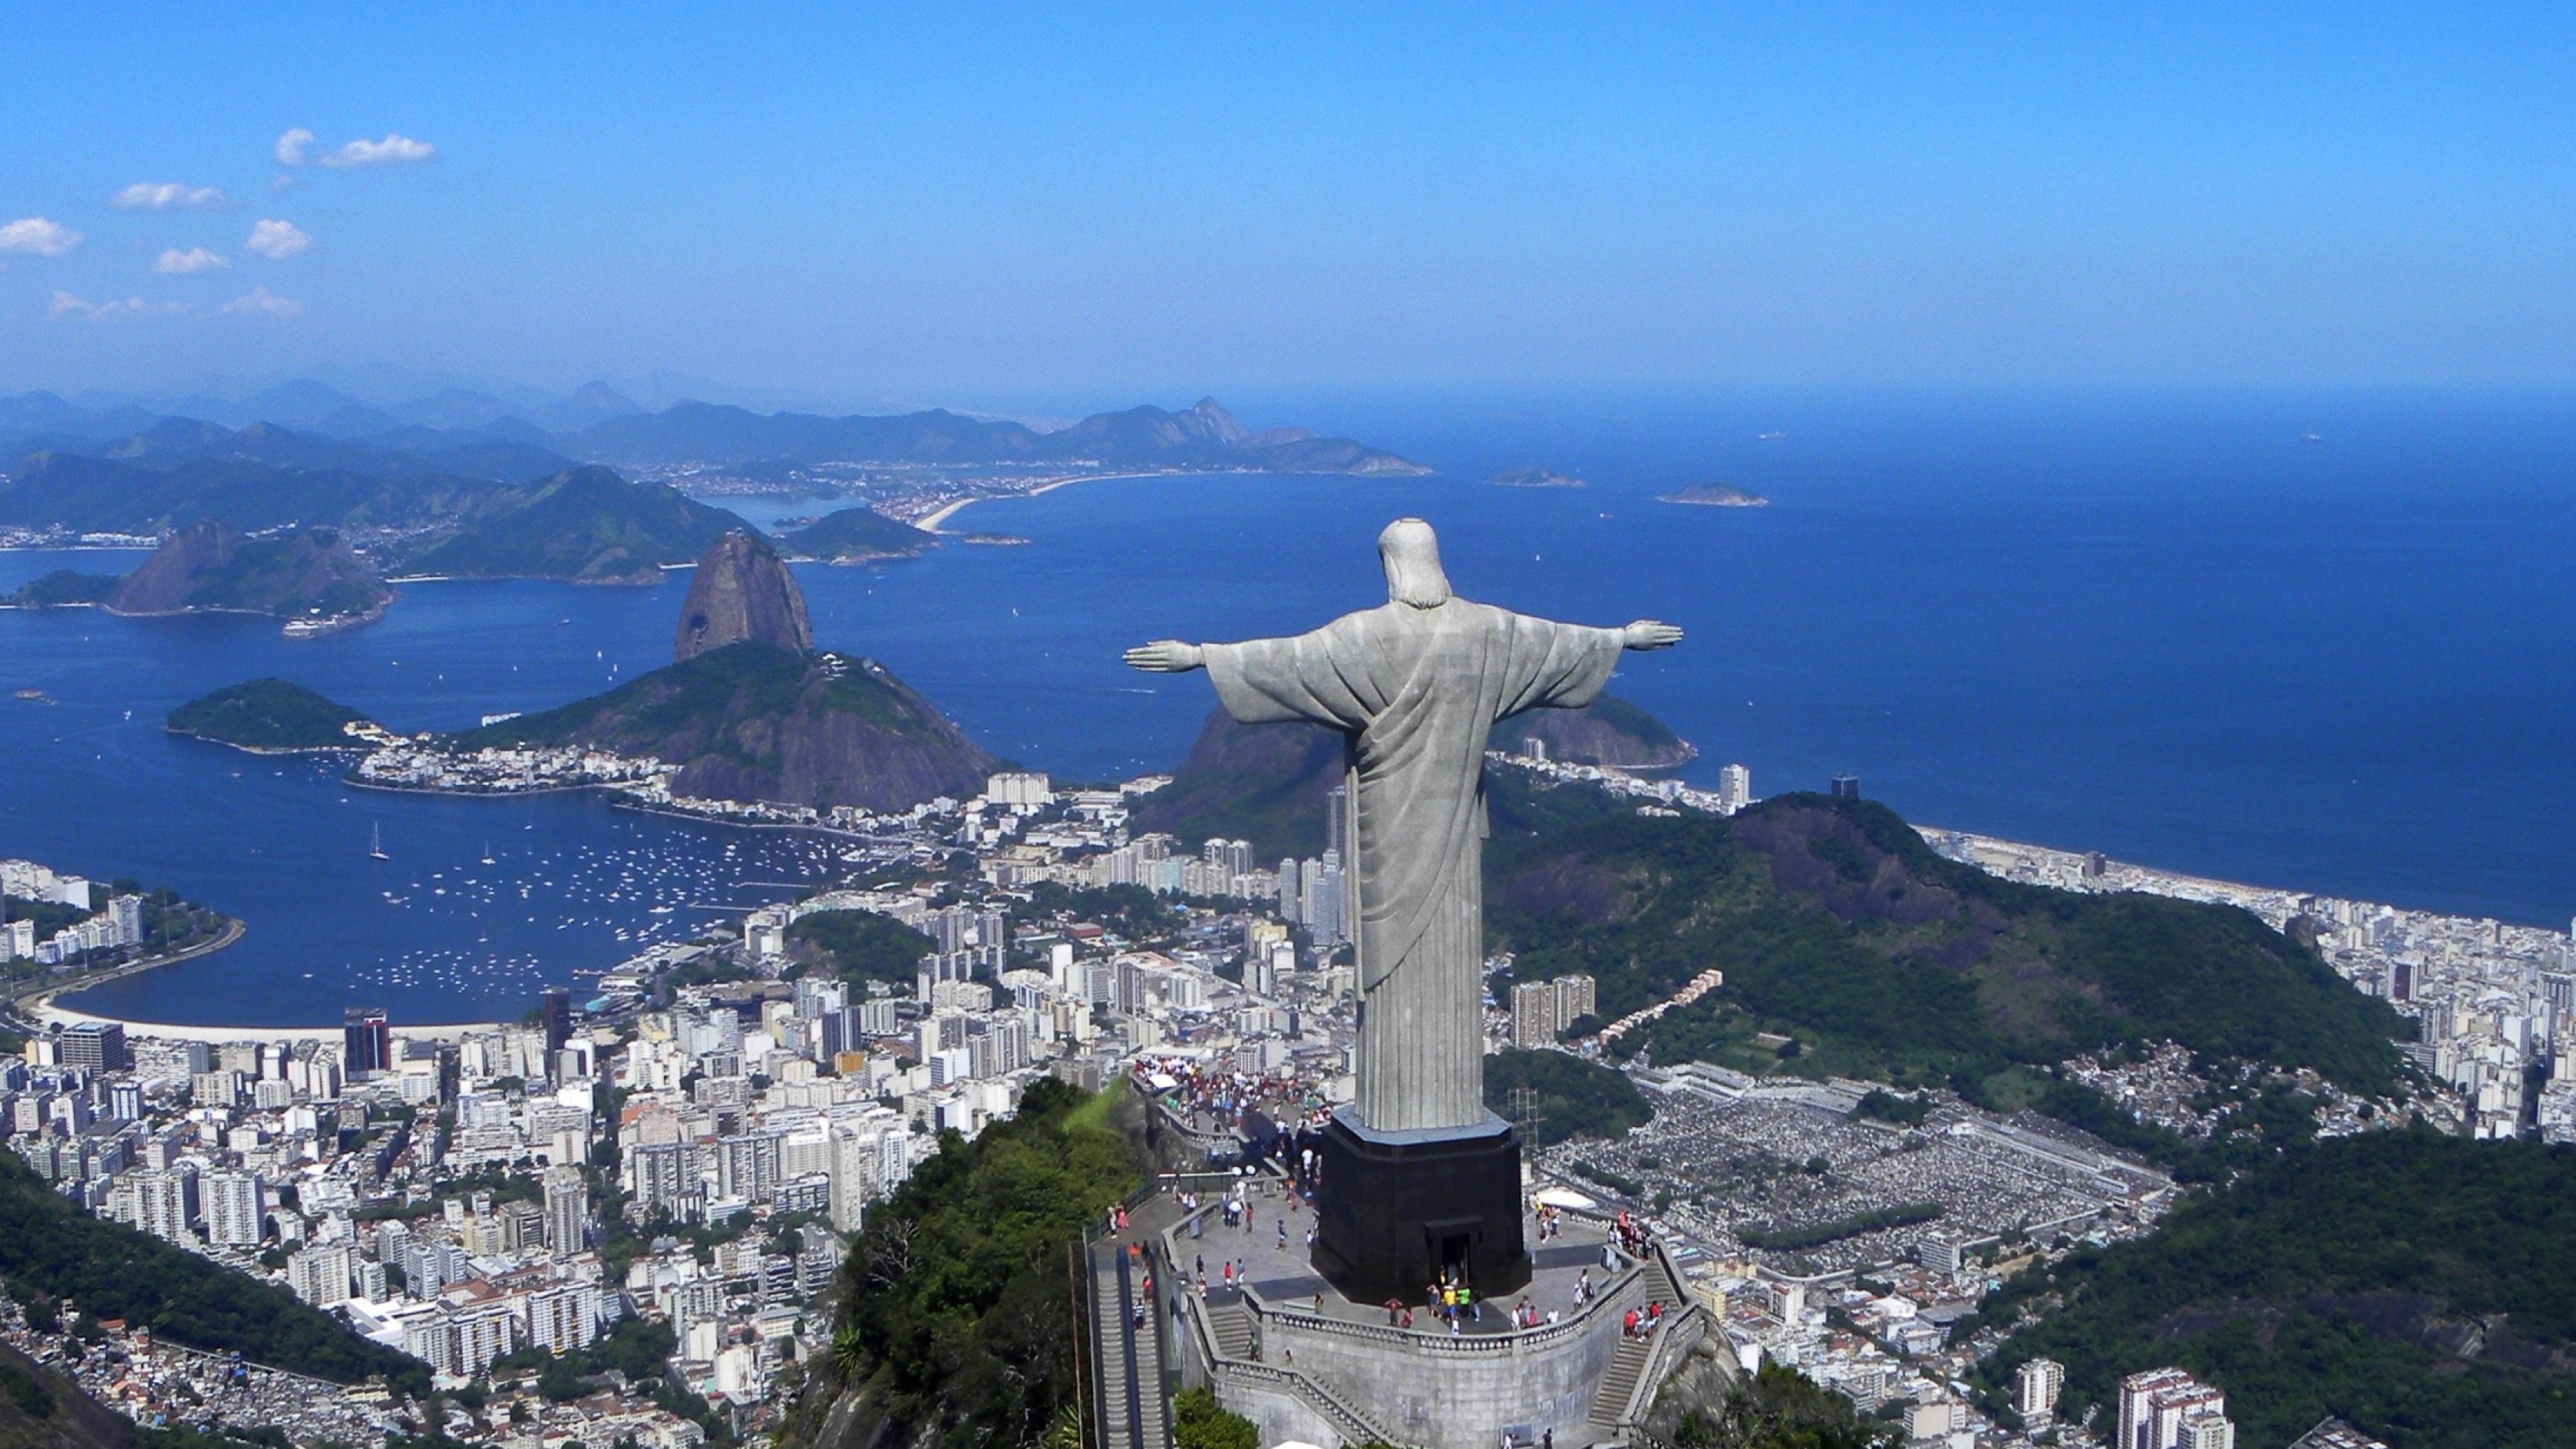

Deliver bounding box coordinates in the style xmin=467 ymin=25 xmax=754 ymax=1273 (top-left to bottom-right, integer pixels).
xmin=1607 ymin=1241 xmax=1709 ymax=1433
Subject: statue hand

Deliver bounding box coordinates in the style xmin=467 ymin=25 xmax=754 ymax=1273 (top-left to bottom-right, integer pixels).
xmin=1124 ymin=640 xmax=1205 ymax=673
xmin=1622 ymin=620 xmax=1683 ymax=651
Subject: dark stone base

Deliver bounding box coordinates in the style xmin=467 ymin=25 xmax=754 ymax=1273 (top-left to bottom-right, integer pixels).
xmin=1311 ymin=1108 xmax=1528 ymax=1303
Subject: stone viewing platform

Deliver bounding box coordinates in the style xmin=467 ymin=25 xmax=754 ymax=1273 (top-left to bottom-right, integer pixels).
xmin=1153 ymin=1183 xmax=1705 ymax=1449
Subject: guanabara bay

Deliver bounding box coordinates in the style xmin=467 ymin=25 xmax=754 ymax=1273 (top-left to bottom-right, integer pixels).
xmin=0 ymin=15 xmax=2562 ymax=1449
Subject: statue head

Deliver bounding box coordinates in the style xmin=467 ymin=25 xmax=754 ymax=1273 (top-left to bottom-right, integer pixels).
xmin=1379 ymin=518 xmax=1452 ymax=609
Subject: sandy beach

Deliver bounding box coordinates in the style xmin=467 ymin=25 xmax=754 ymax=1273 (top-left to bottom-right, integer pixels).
xmin=914 ymin=470 xmax=1194 ymax=531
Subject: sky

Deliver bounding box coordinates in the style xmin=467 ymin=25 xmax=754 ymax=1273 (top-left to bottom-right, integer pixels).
xmin=4 ymin=5 xmax=2574 ymax=407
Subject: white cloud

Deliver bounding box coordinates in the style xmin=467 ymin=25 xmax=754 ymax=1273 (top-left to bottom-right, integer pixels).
xmin=317 ymin=133 xmax=437 ymax=168
xmin=246 ymin=219 xmax=312 ymax=260
xmin=155 ymin=247 xmax=232 ymax=276
xmin=276 ymin=127 xmax=317 ymax=166
xmin=0 ymin=217 xmax=83 ymax=258
xmin=113 ymin=182 xmax=228 ymax=211
xmin=221 ymin=286 xmax=303 ymax=320
xmin=48 ymin=290 xmax=165 ymax=323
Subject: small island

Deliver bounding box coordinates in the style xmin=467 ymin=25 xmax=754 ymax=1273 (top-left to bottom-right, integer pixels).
xmin=165 ymin=679 xmax=382 ymax=753
xmin=777 ymin=504 xmax=938 ymax=564
xmin=1656 ymin=483 xmax=1770 ymax=507
xmin=1490 ymin=466 xmax=1586 ymax=488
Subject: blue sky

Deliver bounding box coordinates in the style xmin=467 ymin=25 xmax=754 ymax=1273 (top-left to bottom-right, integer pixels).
xmin=5 ymin=5 xmax=2573 ymax=405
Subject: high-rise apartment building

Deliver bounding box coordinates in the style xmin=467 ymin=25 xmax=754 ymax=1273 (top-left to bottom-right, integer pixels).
xmin=204 ymin=1171 xmax=264 ymax=1247
xmin=542 ymin=1165 xmax=589 ymax=1255
xmin=2015 ymin=1357 xmax=2065 ymax=1430
xmin=2119 ymin=1368 xmax=2235 ymax=1449
xmin=1509 ymin=973 xmax=1599 ymax=1047
xmin=343 ymin=1008 xmax=392 ymax=1077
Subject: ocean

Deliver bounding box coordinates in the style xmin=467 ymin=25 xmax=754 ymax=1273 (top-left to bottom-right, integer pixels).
xmin=2 ymin=386 xmax=2570 ymax=1026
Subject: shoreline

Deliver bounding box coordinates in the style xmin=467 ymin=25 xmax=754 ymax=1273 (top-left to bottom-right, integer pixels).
xmin=12 ymin=916 xmax=248 ymax=1030
xmin=912 ymin=470 xmax=1194 ymax=531
xmin=15 ymin=918 xmax=511 ymax=1041
xmin=348 ymin=769 xmax=879 ymax=842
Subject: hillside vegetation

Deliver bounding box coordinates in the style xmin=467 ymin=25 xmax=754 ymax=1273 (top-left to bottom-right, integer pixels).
xmin=780 ymin=506 xmax=936 ymax=562
xmin=779 ymin=1079 xmax=1144 ymax=1449
xmin=166 ymin=679 xmax=370 ymax=751
xmin=0 ymin=1152 xmax=429 ymax=1397
xmin=1484 ymin=1048 xmax=1654 ymax=1146
xmin=1481 ymin=780 xmax=2406 ymax=1102
xmin=787 ymin=910 xmax=936 ymax=987
xmin=401 ymin=466 xmax=745 ymax=583
xmin=1974 ymin=1132 xmax=2576 ymax=1449
xmin=104 ymin=523 xmax=388 ymax=621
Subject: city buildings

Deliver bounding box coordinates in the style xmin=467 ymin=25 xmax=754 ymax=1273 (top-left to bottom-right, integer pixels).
xmin=1509 ymin=973 xmax=1597 ymax=1047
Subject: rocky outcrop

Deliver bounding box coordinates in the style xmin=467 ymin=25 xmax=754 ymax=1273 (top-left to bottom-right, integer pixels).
xmin=676 ymin=529 xmax=813 ymax=661
xmin=103 ymin=520 xmax=391 ymax=624
xmin=463 ymin=642 xmax=994 ymax=814
xmin=1127 ymin=708 xmax=1350 ymax=860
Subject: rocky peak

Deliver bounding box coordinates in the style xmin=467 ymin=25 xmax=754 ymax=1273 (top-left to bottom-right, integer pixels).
xmin=1186 ymin=396 xmax=1250 ymax=446
xmin=674 ymin=529 xmax=812 ymax=663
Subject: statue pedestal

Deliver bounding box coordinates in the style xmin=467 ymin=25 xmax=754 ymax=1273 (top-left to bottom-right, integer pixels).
xmin=1313 ymin=1108 xmax=1529 ymax=1303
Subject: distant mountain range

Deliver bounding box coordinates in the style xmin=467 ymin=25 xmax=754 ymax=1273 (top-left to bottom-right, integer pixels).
xmin=0 ymin=386 xmax=1424 ymax=486
xmin=0 ymin=389 xmax=1424 ymax=590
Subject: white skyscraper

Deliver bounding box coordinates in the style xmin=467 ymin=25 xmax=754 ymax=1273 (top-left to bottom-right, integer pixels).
xmin=2015 ymin=1357 xmax=2065 ymax=1430
xmin=1718 ymin=763 xmax=1752 ymax=812
xmin=542 ymin=1166 xmax=589 ymax=1255
xmin=205 ymin=1171 xmax=264 ymax=1247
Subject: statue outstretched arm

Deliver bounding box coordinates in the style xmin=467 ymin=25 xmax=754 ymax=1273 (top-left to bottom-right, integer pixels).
xmin=1123 ymin=640 xmax=1205 ymax=673
xmin=1622 ymin=620 xmax=1683 ymax=650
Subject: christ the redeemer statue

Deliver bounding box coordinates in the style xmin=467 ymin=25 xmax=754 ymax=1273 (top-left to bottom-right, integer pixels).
xmin=1127 ymin=519 xmax=1681 ymax=1136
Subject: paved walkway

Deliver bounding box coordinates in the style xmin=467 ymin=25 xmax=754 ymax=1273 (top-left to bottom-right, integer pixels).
xmin=1163 ymin=1184 xmax=1642 ymax=1337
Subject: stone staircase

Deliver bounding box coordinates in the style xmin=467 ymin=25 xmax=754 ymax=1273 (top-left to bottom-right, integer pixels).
xmin=1205 ymin=1297 xmax=1257 ymax=1360
xmin=1587 ymin=1251 xmax=1690 ymax=1435
xmin=1087 ymin=1242 xmax=1171 ymax=1449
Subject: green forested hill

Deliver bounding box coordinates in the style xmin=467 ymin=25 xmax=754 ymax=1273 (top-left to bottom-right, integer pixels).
xmin=0 ymin=1153 xmax=428 ymax=1396
xmin=400 ymin=466 xmax=745 ymax=582
xmin=1481 ymin=777 xmax=2406 ymax=1100
xmin=780 ymin=506 xmax=936 ymax=562
xmin=166 ymin=678 xmax=371 ymax=751
xmin=1974 ymin=1132 xmax=2576 ymax=1449
xmin=777 ymin=1079 xmax=1144 ymax=1449
xmin=1484 ymin=1049 xmax=1654 ymax=1145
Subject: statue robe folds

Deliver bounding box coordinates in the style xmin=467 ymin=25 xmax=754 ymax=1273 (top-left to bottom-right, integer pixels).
xmin=1203 ymin=598 xmax=1625 ymax=1133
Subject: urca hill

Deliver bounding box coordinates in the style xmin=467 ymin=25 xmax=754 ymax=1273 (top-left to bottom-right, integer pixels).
xmin=458 ymin=530 xmax=994 ymax=811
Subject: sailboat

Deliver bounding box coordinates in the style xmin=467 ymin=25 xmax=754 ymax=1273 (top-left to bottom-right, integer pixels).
xmin=480 ymin=842 xmax=496 ymax=865
xmin=370 ymin=822 xmax=390 ymax=861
